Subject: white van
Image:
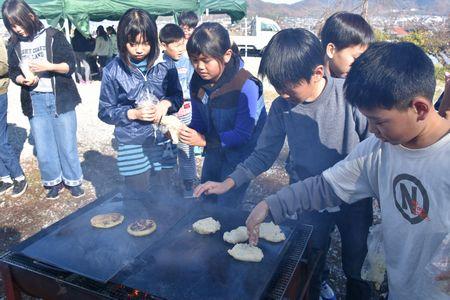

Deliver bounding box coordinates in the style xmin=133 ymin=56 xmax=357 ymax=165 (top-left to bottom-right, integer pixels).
xmin=231 ymin=17 xmax=281 ymax=55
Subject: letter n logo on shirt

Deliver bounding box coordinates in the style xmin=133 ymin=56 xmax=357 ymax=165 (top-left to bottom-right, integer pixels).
xmin=393 ymin=174 xmax=430 ymax=224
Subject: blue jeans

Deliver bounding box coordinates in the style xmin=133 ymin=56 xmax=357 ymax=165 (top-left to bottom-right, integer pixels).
xmin=0 ymin=93 xmax=24 ymax=179
xmin=300 ymin=199 xmax=373 ymax=300
xmin=29 ymin=92 xmax=83 ymax=186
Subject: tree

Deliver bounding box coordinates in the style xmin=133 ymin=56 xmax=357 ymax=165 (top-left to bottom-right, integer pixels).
xmin=401 ymin=29 xmax=448 ymax=57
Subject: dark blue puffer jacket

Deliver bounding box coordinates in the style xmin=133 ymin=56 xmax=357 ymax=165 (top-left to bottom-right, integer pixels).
xmin=98 ymin=56 xmax=183 ymax=144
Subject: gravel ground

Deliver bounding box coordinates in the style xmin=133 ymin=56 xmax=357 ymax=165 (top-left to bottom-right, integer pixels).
xmin=0 ymin=57 xmax=386 ymax=299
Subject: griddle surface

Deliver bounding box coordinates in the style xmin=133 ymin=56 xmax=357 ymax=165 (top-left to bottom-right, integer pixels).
xmin=119 ymin=204 xmax=294 ymax=300
xmin=19 ymin=192 xmax=193 ymax=282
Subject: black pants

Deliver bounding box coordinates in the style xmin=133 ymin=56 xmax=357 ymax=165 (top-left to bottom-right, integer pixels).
xmin=301 ymin=199 xmax=373 ymax=300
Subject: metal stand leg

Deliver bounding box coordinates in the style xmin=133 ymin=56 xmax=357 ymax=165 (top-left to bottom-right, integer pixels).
xmin=0 ymin=263 xmax=22 ymax=300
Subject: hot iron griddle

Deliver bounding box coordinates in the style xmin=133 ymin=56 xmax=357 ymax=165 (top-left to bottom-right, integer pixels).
xmin=116 ymin=204 xmax=294 ymax=300
xmin=17 ymin=192 xmax=194 ymax=282
xmin=12 ymin=191 xmax=297 ymax=299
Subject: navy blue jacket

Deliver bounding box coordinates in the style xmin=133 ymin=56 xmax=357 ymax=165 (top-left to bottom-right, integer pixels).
xmin=98 ymin=56 xmax=183 ymax=144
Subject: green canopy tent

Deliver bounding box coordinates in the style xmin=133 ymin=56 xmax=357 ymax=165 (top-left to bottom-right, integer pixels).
xmin=1 ymin=0 xmax=247 ymax=36
xmin=199 ymin=0 xmax=247 ymax=23
xmin=64 ymin=0 xmax=201 ymax=35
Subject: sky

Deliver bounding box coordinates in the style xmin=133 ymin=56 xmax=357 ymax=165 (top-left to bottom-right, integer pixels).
xmin=261 ymin=0 xmax=303 ymax=4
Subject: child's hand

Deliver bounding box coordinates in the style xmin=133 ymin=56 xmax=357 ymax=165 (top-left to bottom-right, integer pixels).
xmin=245 ymin=200 xmax=269 ymax=246
xmin=194 ymin=178 xmax=235 ymax=197
xmin=153 ymin=100 xmax=172 ymax=123
xmin=16 ymin=74 xmax=39 ymax=86
xmin=29 ymin=59 xmax=54 ymax=73
xmin=127 ymin=106 xmax=155 ymax=122
xmin=179 ymin=125 xmax=206 ymax=146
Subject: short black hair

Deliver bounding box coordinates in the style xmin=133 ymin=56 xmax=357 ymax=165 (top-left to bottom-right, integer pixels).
xmin=320 ymin=12 xmax=374 ymax=50
xmin=159 ymin=23 xmax=184 ymax=44
xmin=117 ymin=8 xmax=159 ymax=69
xmin=96 ymin=25 xmax=108 ymax=41
xmin=345 ymin=42 xmax=435 ymax=110
xmin=258 ymin=28 xmax=324 ymax=91
xmin=187 ymin=22 xmax=235 ymax=64
xmin=2 ymin=0 xmax=44 ymax=43
xmin=177 ymin=11 xmax=199 ymax=28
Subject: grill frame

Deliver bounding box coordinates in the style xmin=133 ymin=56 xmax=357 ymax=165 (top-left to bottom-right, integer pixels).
xmin=265 ymin=224 xmax=313 ymax=300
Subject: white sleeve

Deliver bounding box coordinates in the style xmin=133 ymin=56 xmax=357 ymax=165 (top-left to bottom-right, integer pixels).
xmin=323 ymin=136 xmax=381 ymax=203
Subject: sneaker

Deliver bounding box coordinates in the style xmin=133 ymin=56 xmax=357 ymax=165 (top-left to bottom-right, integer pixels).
xmin=182 ymin=180 xmax=194 ymax=199
xmin=0 ymin=181 xmax=13 ymax=195
xmin=69 ymin=185 xmax=85 ymax=198
xmin=46 ymin=183 xmax=64 ymax=200
xmin=11 ymin=179 xmax=28 ymax=198
xmin=320 ymin=281 xmax=337 ymax=300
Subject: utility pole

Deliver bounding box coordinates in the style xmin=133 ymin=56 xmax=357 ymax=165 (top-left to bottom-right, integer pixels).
xmin=362 ymin=0 xmax=369 ymax=20
xmin=315 ymin=0 xmax=344 ymax=34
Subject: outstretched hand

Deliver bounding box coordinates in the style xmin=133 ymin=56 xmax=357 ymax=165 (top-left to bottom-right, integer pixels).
xmin=245 ymin=200 xmax=269 ymax=246
xmin=193 ymin=178 xmax=235 ymax=198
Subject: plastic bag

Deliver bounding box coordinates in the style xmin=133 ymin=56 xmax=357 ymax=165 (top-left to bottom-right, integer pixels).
xmin=361 ymin=224 xmax=386 ymax=289
xmin=135 ymin=86 xmax=159 ymax=109
xmin=135 ymin=87 xmax=161 ymax=139
xmin=19 ymin=59 xmax=36 ymax=81
xmin=426 ymin=233 xmax=450 ymax=295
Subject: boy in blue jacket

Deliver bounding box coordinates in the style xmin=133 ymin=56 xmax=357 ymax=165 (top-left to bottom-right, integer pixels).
xmin=159 ymin=24 xmax=196 ymax=198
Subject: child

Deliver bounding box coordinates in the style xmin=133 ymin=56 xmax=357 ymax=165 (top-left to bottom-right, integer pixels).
xmin=312 ymin=12 xmax=375 ymax=299
xmin=0 ymin=36 xmax=27 ymax=197
xmin=98 ymin=8 xmax=183 ymax=194
xmin=177 ymin=11 xmax=199 ymax=40
xmin=194 ymin=28 xmax=371 ymax=300
xmin=246 ymin=42 xmax=450 ymax=300
xmin=179 ymin=22 xmax=266 ymax=208
xmin=3 ymin=0 xmax=84 ymax=200
xmin=321 ymin=11 xmax=374 ymax=79
xmin=106 ymin=26 xmax=118 ymax=58
xmin=159 ymin=24 xmax=196 ymax=198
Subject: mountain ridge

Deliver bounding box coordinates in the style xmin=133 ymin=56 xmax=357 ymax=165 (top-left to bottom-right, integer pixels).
xmin=247 ymin=0 xmax=449 ymax=18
